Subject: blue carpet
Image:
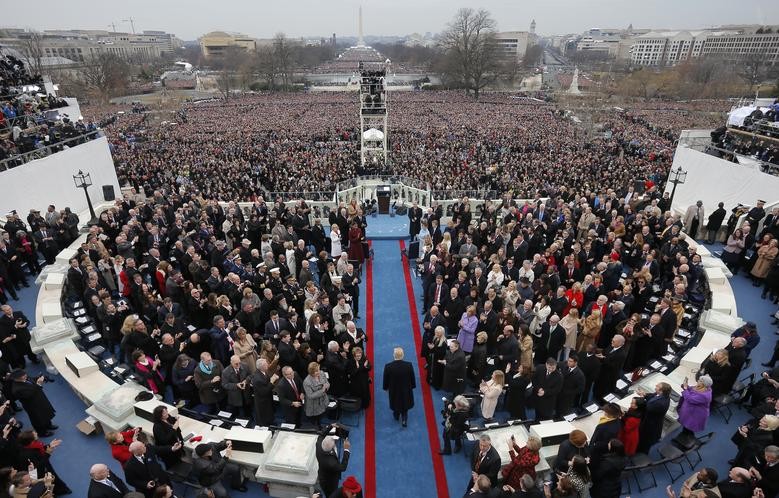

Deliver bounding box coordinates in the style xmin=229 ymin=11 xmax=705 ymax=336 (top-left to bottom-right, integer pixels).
xmin=371 ymin=240 xmax=439 ymax=498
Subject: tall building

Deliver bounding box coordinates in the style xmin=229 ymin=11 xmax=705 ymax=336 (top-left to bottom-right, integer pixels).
xmin=494 ymin=32 xmax=537 ymax=63
xmin=0 ymin=29 xmax=178 ymax=63
xmin=629 ymin=25 xmax=779 ymax=66
xmin=199 ymin=31 xmax=256 ymax=58
xmin=573 ymin=27 xmax=649 ymax=61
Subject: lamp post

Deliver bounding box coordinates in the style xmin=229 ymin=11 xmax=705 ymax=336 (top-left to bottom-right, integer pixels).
xmin=73 ymin=170 xmax=97 ymax=224
xmin=667 ymin=165 xmax=687 ymax=210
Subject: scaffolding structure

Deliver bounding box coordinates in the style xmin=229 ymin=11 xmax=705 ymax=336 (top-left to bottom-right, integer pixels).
xmin=359 ymin=64 xmax=388 ymax=166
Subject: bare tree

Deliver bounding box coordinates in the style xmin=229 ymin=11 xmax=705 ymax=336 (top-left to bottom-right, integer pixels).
xmin=522 ymin=45 xmax=543 ymax=68
xmin=80 ymin=53 xmax=130 ymax=102
xmin=736 ymin=50 xmax=769 ymax=93
xmin=256 ymin=46 xmax=279 ymax=90
xmin=438 ymin=8 xmax=500 ymax=99
xmin=19 ymin=31 xmax=45 ymax=78
xmin=212 ymin=46 xmax=248 ymax=100
xmin=272 ymin=33 xmax=295 ymax=90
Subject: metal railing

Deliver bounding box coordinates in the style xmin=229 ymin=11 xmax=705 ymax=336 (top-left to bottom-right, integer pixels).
xmin=265 ymin=191 xmax=336 ymax=202
xmin=336 ymin=175 xmax=429 ymax=191
xmin=0 ymin=130 xmax=102 ymax=172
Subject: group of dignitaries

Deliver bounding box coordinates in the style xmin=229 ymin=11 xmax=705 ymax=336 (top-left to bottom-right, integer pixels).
xmin=397 ymin=190 xmax=779 ymax=498
xmin=0 ymin=188 xmax=373 ymax=498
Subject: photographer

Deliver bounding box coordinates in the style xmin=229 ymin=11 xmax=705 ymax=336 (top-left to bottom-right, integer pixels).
xmin=316 ymin=424 xmax=351 ymax=498
xmin=438 ymin=395 xmax=470 ymax=455
xmin=9 ymin=369 xmax=56 ymax=436
xmin=192 ymin=440 xmax=247 ymax=498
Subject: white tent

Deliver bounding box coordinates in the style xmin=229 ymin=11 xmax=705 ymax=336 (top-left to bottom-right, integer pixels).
xmin=362 ymin=128 xmax=384 ymax=141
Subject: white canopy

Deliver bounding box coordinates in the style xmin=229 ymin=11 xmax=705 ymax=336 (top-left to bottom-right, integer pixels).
xmin=362 ymin=128 xmax=384 ymax=141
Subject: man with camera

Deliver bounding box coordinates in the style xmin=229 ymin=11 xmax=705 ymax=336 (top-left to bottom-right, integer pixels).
xmin=0 ymin=304 xmax=38 ymax=368
xmin=439 ymin=395 xmax=470 ymax=455
xmin=316 ymin=423 xmax=351 ymax=498
xmin=193 ymin=440 xmax=247 ymax=497
xmin=10 ymin=368 xmax=57 ymax=436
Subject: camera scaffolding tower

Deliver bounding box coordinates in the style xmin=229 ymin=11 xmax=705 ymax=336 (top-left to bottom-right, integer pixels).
xmin=359 ymin=63 xmax=388 ymax=166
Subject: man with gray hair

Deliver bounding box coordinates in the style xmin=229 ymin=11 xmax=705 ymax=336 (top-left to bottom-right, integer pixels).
xmin=251 ymin=357 xmax=277 ymax=426
xmin=467 ymin=434 xmax=500 ymax=493
xmin=87 ymin=462 xmax=144 ymax=498
xmin=751 ymin=445 xmax=779 ymax=497
xmin=123 ymin=441 xmax=171 ymax=497
xmin=594 ymin=334 xmax=628 ymax=400
xmin=316 ymin=423 xmax=352 ymax=497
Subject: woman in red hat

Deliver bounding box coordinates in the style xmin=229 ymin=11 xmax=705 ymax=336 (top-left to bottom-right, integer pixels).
xmin=330 ymin=475 xmax=363 ymax=498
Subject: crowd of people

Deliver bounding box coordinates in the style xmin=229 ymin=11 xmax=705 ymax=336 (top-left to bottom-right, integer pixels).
xmin=91 ymin=91 xmax=739 ymax=203
xmin=405 ymin=186 xmax=778 ymax=497
xmin=0 ymin=186 xmax=374 ymax=497
xmin=0 ymin=55 xmax=97 ymax=167
xmin=0 ymin=85 xmax=775 ymax=497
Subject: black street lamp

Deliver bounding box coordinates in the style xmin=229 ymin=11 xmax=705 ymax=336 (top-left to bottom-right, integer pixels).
xmin=667 ymin=165 xmax=687 ymax=209
xmin=73 ymin=170 xmax=97 ymax=224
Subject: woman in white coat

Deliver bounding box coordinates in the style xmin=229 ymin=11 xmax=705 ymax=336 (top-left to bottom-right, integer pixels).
xmin=330 ymin=223 xmax=342 ymax=258
xmin=480 ymin=370 xmax=505 ymax=421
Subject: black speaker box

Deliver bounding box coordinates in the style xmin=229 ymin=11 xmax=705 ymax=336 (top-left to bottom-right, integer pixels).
xmin=102 ymin=185 xmax=116 ymax=201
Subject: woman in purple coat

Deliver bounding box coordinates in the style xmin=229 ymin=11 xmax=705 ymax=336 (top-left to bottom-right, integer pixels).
xmin=677 ymin=374 xmax=713 ymax=438
xmin=456 ymin=305 xmax=478 ymax=353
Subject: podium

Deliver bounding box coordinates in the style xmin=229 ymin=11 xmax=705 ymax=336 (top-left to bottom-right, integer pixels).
xmin=376 ymin=185 xmax=391 ymax=214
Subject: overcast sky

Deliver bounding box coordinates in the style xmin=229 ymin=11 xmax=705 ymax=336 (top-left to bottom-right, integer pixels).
xmin=4 ymin=0 xmax=779 ymax=40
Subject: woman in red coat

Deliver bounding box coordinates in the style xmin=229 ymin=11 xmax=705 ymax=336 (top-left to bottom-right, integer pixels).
xmin=347 ymin=221 xmax=365 ymax=265
xmin=502 ymin=436 xmax=542 ymax=488
xmin=618 ymin=397 xmax=645 ymax=456
xmin=106 ymin=427 xmax=139 ymax=467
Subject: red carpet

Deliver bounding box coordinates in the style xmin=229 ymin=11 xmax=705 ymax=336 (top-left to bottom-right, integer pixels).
xmin=399 ymin=240 xmax=450 ymax=498
xmin=364 ymin=241 xmax=376 ymax=498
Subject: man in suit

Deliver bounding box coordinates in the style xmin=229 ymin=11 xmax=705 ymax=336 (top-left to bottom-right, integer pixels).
xmin=424 ymin=274 xmax=449 ymax=315
xmin=263 ymin=310 xmax=290 ymax=344
xmin=716 ymin=467 xmax=753 ymax=498
xmin=10 ymin=369 xmax=57 ymax=436
xmin=252 ymin=358 xmax=278 ymax=426
xmin=532 ymin=358 xmax=563 ymax=420
xmin=88 ymin=463 xmax=144 ymax=498
xmin=123 ymin=442 xmax=171 ymax=497
xmin=495 ymin=325 xmax=519 ymax=373
xmin=751 ymin=445 xmax=779 ymax=498
xmin=408 ymin=201 xmax=422 ymax=239
xmin=477 ymin=300 xmax=499 ymax=354
xmin=0 ymin=305 xmax=37 ymax=368
xmin=594 ymin=335 xmax=628 ymax=401
xmin=221 ymin=355 xmax=252 ymax=418
xmin=275 ymin=366 xmax=304 ymax=427
xmin=341 ymin=264 xmax=361 ymax=318
xmin=32 ymin=224 xmax=58 ymax=265
xmin=536 ymin=315 xmax=566 ymax=364
xmin=421 ymin=305 xmax=445 ymax=355
xmin=507 ymin=234 xmax=529 ymax=263
xmin=578 ymin=344 xmax=602 ymax=407
xmin=467 ymin=435 xmax=501 ymax=491
xmin=316 ymin=429 xmax=351 ymax=498
xmin=155 ymin=297 xmax=182 ymax=325
xmin=458 ymin=236 xmax=478 ymax=260
xmin=66 ymin=257 xmax=86 ymax=300
xmin=382 ymin=347 xmax=416 ymax=427
xmin=556 ymin=355 xmax=585 ymax=417
xmin=658 ymin=297 xmax=677 ymax=340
